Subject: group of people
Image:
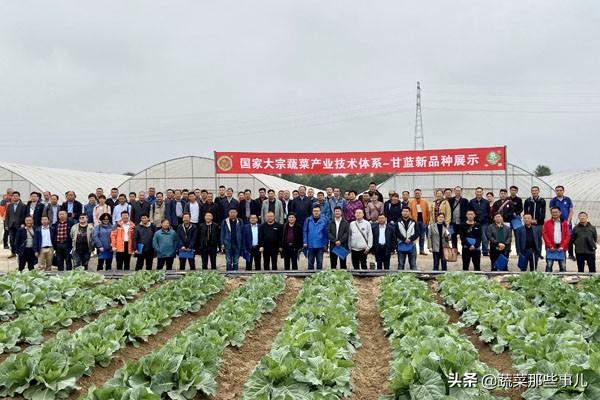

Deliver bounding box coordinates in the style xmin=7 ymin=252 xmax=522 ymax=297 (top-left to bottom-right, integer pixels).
xmin=0 ymin=182 xmax=596 ymax=273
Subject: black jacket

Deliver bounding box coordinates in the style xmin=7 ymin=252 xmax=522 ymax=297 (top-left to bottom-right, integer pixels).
xmin=571 ymin=223 xmax=598 ymax=255
xmin=395 ymin=218 xmax=421 ymax=242
xmin=468 ymin=198 xmax=490 ymax=225
xmin=15 ymin=226 xmax=35 ymax=256
xmin=371 ymin=223 xmax=396 ymax=254
xmin=197 ymin=222 xmax=220 ymax=249
xmin=60 ymin=200 xmax=83 ymax=221
xmin=492 ymin=199 xmax=515 ymax=222
xmin=130 ymin=201 xmax=151 ymax=225
xmin=523 ymin=196 xmax=546 ymax=226
xmin=5 ymin=202 xmax=27 ymax=229
xmin=259 ymin=222 xmax=283 ymax=250
xmin=460 ymin=222 xmax=483 ymax=250
xmin=510 ymin=196 xmax=524 ymax=217
xmin=201 ymin=202 xmax=222 ymax=224
xmin=25 ymin=202 xmax=45 ymax=227
xmin=133 ymin=223 xmax=155 ymax=253
xmin=384 ymin=201 xmax=403 ymax=224
xmin=238 ymin=199 xmax=261 ymax=223
xmin=290 ymin=196 xmax=313 ymax=225
xmin=328 ymin=218 xmax=350 ymax=248
xmin=281 ymin=223 xmax=303 ymax=250
xmin=448 ymin=197 xmax=469 ymax=225
xmin=176 ymin=223 xmax=198 ymax=250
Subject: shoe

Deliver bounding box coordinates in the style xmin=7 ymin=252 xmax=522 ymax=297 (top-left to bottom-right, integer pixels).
xmin=539 ymin=255 xmax=544 ymax=260
xmin=3 ymin=245 xmax=8 ymax=249
xmin=569 ymin=256 xmax=576 ymax=261
xmin=7 ymin=254 xmax=16 ymax=259
xmin=482 ymin=252 xmax=489 ymax=257
xmin=419 ymin=251 xmax=427 ymax=256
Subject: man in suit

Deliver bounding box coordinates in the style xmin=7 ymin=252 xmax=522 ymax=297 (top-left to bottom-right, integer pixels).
xmin=487 ymin=213 xmax=512 ymax=271
xmin=327 ymin=206 xmax=349 ymax=269
xmin=5 ymin=191 xmax=26 ymax=258
xmin=26 ymin=192 xmax=45 ymax=227
xmin=372 ymin=214 xmax=396 ymax=270
xmin=242 ymin=214 xmax=261 ymax=270
xmin=166 ymin=189 xmax=187 ymax=227
xmin=290 ymin=186 xmax=313 ymax=227
xmin=448 ymin=186 xmax=469 ymax=249
xmin=42 ymin=194 xmax=61 ymax=225
xmin=516 ymin=213 xmax=542 ymax=271
xmin=60 ymin=191 xmax=83 ymax=222
xmin=238 ymin=189 xmax=260 ymax=224
xmin=130 ymin=191 xmax=151 ymax=225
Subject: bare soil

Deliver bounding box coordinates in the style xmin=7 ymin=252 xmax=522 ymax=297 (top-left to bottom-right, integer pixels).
xmin=200 ymin=277 xmax=304 ymax=400
xmin=429 ymin=281 xmax=524 ymax=400
xmin=345 ymin=277 xmax=391 ymax=400
xmin=66 ymin=278 xmax=244 ymax=400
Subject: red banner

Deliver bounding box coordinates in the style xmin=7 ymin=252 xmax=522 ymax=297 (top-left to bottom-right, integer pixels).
xmin=214 ymin=146 xmax=506 ymax=174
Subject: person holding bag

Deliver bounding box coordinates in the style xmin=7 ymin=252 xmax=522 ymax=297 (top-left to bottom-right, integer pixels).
xmin=428 ymin=213 xmax=451 ymax=271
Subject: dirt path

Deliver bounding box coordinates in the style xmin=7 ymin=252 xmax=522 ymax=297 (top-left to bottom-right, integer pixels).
xmin=345 ymin=277 xmax=391 ymax=400
xmin=67 ymin=278 xmax=244 ymax=400
xmin=429 ymin=281 xmax=524 ymax=400
xmin=200 ymin=277 xmax=304 ymax=400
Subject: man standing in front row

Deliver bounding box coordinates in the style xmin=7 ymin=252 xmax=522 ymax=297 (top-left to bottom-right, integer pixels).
xmin=259 ymin=211 xmax=282 ymax=270
xmin=543 ymin=207 xmax=570 ymax=272
xmin=221 ymin=209 xmax=243 ymax=271
xmin=328 ymin=207 xmax=349 ymax=269
xmin=303 ymin=206 xmax=328 ymax=271
xmin=515 ymin=214 xmax=542 ymax=271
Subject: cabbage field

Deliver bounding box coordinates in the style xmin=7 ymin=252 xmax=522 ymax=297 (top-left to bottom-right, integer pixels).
xmin=0 ymin=268 xmax=597 ymax=400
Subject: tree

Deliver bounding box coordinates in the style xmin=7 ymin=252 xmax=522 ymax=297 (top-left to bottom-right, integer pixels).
xmin=122 ymin=171 xmax=136 ymax=176
xmin=534 ymin=165 xmax=552 ymax=177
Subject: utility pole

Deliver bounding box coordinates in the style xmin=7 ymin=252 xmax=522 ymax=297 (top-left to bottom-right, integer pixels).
xmin=414 ymin=81 xmax=425 ymax=150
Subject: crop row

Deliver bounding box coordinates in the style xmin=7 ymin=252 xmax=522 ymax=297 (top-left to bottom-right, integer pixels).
xmin=509 ymin=272 xmax=600 ymax=342
xmin=242 ymin=270 xmax=360 ymax=399
xmin=0 ymin=270 xmax=164 ymax=354
xmin=0 ymin=271 xmax=226 ymax=399
xmin=83 ymin=274 xmax=287 ymax=400
xmin=378 ymin=274 xmax=500 ymax=400
xmin=438 ymin=273 xmax=598 ymax=399
xmin=0 ymin=268 xmax=104 ymax=320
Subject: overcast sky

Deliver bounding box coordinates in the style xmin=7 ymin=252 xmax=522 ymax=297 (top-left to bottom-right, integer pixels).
xmin=1 ymin=1 xmax=599 ymax=175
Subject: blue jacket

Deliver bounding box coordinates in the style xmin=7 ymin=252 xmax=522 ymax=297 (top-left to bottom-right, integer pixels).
xmin=84 ymin=203 xmax=95 ymax=225
xmin=515 ymin=225 xmax=542 ymax=255
xmin=303 ymin=217 xmax=328 ymax=249
xmin=242 ymin=223 xmax=261 ymax=251
xmin=93 ymin=223 xmax=113 ymax=250
xmin=468 ymin=197 xmax=490 ymax=225
xmin=152 ymin=228 xmax=179 ymax=258
xmin=220 ymin=218 xmax=243 ymax=251
xmin=313 ymin=201 xmax=332 ymax=224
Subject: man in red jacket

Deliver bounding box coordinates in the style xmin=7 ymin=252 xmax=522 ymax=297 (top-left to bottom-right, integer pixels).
xmin=542 ymin=207 xmax=570 ymax=272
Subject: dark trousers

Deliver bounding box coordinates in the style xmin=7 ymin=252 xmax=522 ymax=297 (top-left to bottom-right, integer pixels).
xmin=576 ymin=253 xmax=596 ymax=273
xmin=263 ymin=247 xmax=278 ymax=270
xmin=73 ymin=247 xmax=91 ymax=269
xmin=200 ymin=247 xmax=217 ymax=270
xmin=462 ymin=249 xmax=481 ymax=271
xmin=450 ymin=223 xmax=459 ymax=249
xmin=351 ymin=249 xmax=368 ymax=269
xmin=18 ymin=248 xmax=37 ymax=271
xmin=330 ymin=246 xmax=347 ymax=269
xmin=157 ymin=257 xmax=175 ymax=270
xmin=179 ymin=255 xmax=195 ymax=270
xmin=97 ymin=257 xmax=113 ymax=270
xmin=3 ymin=228 xmax=9 ymax=248
xmin=9 ymin=226 xmax=18 ymax=254
xmin=523 ymin=248 xmax=539 ymax=271
xmin=116 ymin=247 xmax=131 ymax=270
xmin=432 ymin=251 xmax=447 ymax=271
xmin=374 ymin=245 xmax=390 ymax=270
xmin=55 ymin=242 xmax=72 ymax=271
xmin=135 ymin=250 xmax=154 ymax=270
xmin=246 ymin=246 xmax=261 ymax=271
xmin=489 ymin=247 xmax=509 ymax=271
xmin=282 ymin=245 xmax=298 ymax=270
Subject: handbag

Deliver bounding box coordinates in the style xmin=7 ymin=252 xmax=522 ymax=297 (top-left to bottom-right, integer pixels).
xmin=494 ymin=254 xmax=509 ymax=271
xmin=511 ymin=217 xmax=523 ymax=230
xmin=443 ymin=243 xmax=458 ymax=262
xmin=397 ymin=242 xmax=415 ymax=253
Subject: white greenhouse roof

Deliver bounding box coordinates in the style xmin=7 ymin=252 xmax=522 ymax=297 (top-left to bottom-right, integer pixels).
xmin=0 ymin=162 xmax=128 ymax=198
xmin=543 ymin=169 xmax=600 ymax=203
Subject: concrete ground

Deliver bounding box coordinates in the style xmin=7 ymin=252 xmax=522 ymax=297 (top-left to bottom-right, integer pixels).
xmin=0 ymin=245 xmax=591 ymax=274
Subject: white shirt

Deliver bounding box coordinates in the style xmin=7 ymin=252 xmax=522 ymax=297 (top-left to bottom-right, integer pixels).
xmin=41 ymin=226 xmax=52 ymax=247
xmin=189 ymin=202 xmax=200 ymax=223
xmin=416 ymin=204 xmax=422 ymax=213
xmin=553 ymin=220 xmax=562 ymax=245
xmin=378 ymin=225 xmax=386 ymax=245
xmin=335 ymin=218 xmax=342 ymax=237
xmin=123 ymin=223 xmax=130 ymax=242
xmin=113 ymin=203 xmax=130 ymax=223
xmin=251 ymin=224 xmax=259 ymax=246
